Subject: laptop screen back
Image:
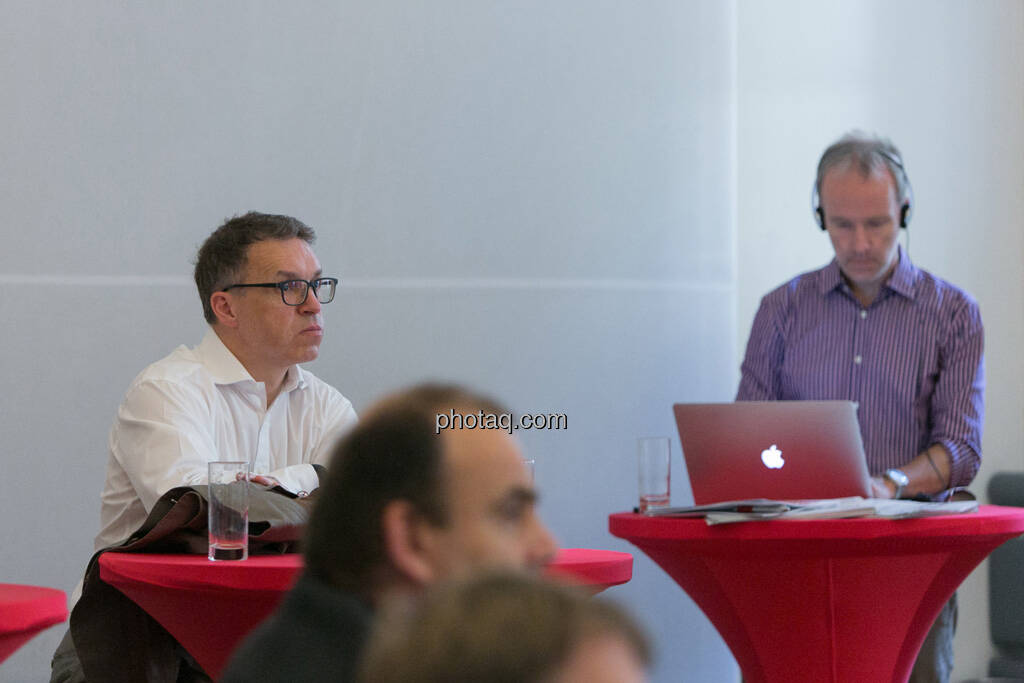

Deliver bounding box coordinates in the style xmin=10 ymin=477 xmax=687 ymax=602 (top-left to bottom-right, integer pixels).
xmin=673 ymin=401 xmax=873 ymax=505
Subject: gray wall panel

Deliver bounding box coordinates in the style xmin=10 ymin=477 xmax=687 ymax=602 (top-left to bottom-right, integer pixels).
xmin=2 ymin=2 xmax=738 ymax=681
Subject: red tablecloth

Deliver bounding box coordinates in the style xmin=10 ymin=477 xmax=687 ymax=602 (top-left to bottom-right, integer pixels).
xmin=99 ymin=547 xmax=632 ymax=679
xmin=609 ymin=504 xmax=1024 ymax=683
xmin=0 ymin=584 xmax=68 ymax=665
xmin=546 ymin=548 xmax=633 ymax=592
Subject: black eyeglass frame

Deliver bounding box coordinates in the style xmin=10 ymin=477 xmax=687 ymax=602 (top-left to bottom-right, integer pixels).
xmin=221 ymin=277 xmax=339 ymax=306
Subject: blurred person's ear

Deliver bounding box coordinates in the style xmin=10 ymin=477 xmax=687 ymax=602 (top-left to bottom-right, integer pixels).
xmin=381 ymin=500 xmax=440 ymax=587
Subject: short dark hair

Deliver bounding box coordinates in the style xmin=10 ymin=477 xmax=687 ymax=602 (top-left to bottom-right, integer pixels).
xmin=193 ymin=212 xmax=316 ymax=324
xmin=358 ymin=571 xmax=652 ymax=683
xmin=303 ymin=383 xmax=508 ymax=596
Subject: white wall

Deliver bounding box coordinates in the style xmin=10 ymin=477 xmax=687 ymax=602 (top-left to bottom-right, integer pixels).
xmin=3 ymin=2 xmax=1021 ymax=682
xmin=736 ymin=1 xmax=1024 ymax=680
xmin=1 ymin=2 xmax=738 ymax=681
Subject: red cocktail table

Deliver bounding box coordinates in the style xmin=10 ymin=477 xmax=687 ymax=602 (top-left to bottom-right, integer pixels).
xmin=0 ymin=584 xmax=68 ymax=664
xmin=99 ymin=547 xmax=632 ymax=679
xmin=610 ymin=505 xmax=1024 ymax=683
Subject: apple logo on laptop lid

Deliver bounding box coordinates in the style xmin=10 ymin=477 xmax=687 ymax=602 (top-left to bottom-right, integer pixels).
xmin=761 ymin=444 xmax=784 ymax=470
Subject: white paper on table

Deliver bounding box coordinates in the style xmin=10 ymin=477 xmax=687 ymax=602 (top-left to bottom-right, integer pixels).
xmin=645 ymin=496 xmax=979 ymax=525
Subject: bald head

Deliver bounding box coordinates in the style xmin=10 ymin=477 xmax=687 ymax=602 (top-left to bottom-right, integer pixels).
xmin=304 ymin=383 xmax=557 ymax=598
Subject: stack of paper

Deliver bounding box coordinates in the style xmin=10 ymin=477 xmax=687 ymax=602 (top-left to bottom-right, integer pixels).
xmin=645 ymin=497 xmax=978 ymax=525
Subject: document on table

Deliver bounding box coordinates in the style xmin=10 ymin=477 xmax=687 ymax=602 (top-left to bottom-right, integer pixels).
xmin=645 ymin=497 xmax=979 ymax=525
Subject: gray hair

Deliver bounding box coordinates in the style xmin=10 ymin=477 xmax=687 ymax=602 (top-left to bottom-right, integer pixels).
xmin=815 ymin=131 xmax=912 ymax=206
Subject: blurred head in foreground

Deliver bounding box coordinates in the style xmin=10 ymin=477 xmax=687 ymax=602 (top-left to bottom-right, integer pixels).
xmin=359 ymin=571 xmax=651 ymax=683
xmin=305 ymin=383 xmax=559 ymax=602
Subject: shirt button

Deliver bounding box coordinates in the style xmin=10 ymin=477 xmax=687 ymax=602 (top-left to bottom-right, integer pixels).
xmin=860 ymin=310 xmax=867 ymax=319
xmin=854 ymin=355 xmax=863 ymax=364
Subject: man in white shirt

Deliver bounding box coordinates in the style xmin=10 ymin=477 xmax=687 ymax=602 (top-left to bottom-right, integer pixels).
xmin=52 ymin=211 xmax=357 ymax=682
xmin=96 ymin=211 xmax=357 ymax=548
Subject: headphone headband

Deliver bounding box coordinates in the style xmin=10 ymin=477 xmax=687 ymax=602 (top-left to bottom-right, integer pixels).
xmin=811 ymin=152 xmax=914 ymax=231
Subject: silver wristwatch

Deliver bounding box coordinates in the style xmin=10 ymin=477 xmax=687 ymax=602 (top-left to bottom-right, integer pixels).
xmin=884 ymin=469 xmax=909 ymax=499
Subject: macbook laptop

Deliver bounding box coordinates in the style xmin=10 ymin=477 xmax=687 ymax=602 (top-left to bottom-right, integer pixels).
xmin=673 ymin=401 xmax=873 ymax=505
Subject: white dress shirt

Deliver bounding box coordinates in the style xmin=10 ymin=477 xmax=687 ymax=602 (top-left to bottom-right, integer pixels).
xmin=94 ymin=328 xmax=358 ymax=550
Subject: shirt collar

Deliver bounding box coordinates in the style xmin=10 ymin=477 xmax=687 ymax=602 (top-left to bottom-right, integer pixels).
xmin=819 ymin=259 xmax=845 ymax=296
xmin=818 ymin=244 xmax=918 ymax=301
xmin=282 ymin=364 xmax=308 ymax=393
xmin=884 ymin=244 xmax=918 ymax=299
xmin=197 ymin=328 xmax=308 ymax=392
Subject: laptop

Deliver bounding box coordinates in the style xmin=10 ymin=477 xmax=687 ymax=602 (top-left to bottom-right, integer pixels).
xmin=673 ymin=401 xmax=873 ymax=505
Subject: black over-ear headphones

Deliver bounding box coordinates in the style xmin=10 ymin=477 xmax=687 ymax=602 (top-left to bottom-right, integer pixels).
xmin=812 ymin=149 xmax=913 ymax=231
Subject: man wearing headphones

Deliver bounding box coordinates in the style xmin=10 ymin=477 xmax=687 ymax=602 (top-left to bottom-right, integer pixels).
xmin=736 ymin=131 xmax=984 ymax=683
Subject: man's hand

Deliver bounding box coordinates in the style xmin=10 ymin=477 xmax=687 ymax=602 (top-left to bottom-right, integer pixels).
xmin=870 ymin=475 xmax=896 ymax=499
xmin=249 ymin=474 xmax=281 ymax=488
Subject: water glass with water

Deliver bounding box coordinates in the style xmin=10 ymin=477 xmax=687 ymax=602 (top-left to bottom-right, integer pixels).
xmin=638 ymin=437 xmax=671 ymax=513
xmin=208 ymin=460 xmax=250 ymax=561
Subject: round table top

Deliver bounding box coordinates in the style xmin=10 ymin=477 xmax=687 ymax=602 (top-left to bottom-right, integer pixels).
xmin=99 ymin=547 xmax=633 ymax=591
xmin=0 ymin=584 xmax=67 ymax=635
xmin=545 ymin=548 xmax=633 ymax=587
xmin=99 ymin=553 xmax=300 ymax=592
xmin=610 ymin=504 xmax=1024 ymax=542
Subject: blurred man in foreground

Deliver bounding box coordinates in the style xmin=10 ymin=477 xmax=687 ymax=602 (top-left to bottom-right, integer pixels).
xmin=221 ymin=383 xmax=558 ymax=683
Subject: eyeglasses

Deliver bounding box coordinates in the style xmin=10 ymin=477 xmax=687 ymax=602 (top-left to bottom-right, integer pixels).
xmin=222 ymin=277 xmax=338 ymax=306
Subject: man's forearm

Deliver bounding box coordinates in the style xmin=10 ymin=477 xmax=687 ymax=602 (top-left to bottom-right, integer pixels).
xmin=885 ymin=444 xmax=952 ymax=498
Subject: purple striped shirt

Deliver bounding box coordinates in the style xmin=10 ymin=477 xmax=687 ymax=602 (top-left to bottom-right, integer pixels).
xmin=736 ymin=246 xmax=984 ymax=490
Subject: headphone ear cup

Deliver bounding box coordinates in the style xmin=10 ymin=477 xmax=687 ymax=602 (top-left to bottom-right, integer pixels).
xmin=815 ymin=207 xmax=825 ymax=231
xmin=899 ymin=203 xmax=910 ymax=229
